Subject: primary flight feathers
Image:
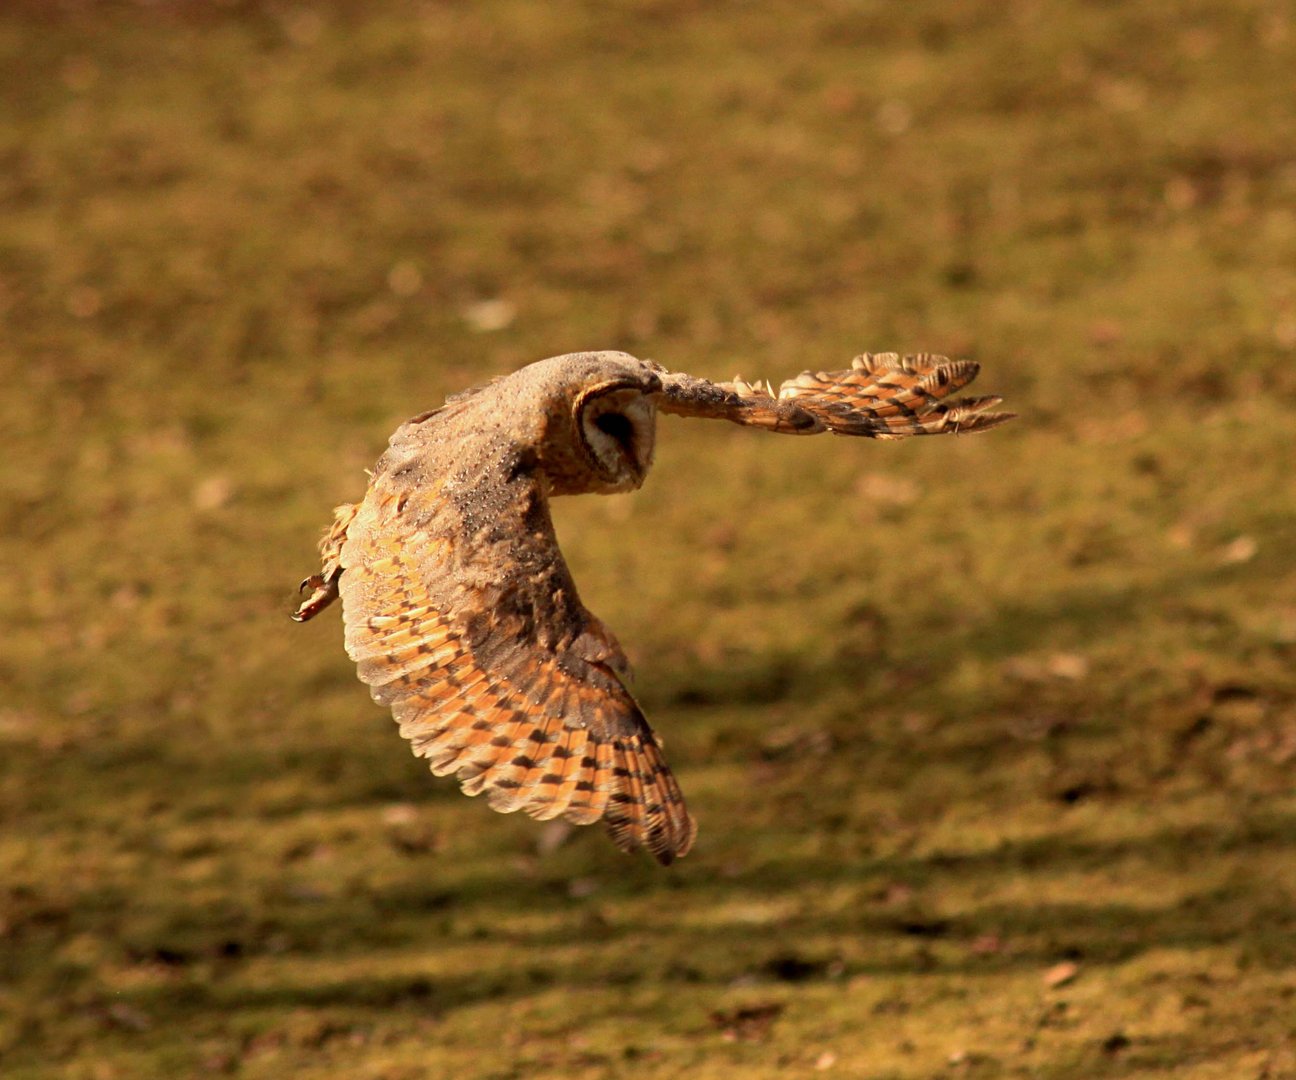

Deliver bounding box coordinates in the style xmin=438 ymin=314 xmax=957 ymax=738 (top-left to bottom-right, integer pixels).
xmin=295 ymin=350 xmax=1013 ymax=863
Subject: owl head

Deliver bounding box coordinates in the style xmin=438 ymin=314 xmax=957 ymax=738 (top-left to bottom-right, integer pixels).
xmin=520 ymin=351 xmax=662 ymax=496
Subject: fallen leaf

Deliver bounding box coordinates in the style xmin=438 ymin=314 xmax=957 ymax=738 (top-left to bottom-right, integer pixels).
xmin=1043 ymin=961 xmax=1079 ymax=988
xmin=1046 ymin=652 xmax=1089 ymax=680
xmin=381 ymin=803 xmax=418 ymax=826
xmin=1218 ymin=536 xmax=1257 ymax=565
xmin=462 ymin=298 xmax=516 ymax=332
xmin=193 ymin=475 xmax=233 ymax=511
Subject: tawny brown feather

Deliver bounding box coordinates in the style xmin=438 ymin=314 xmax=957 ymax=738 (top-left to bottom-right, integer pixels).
xmin=658 ymin=351 xmax=1014 ymax=437
xmin=294 ymin=349 xmax=1011 ymax=864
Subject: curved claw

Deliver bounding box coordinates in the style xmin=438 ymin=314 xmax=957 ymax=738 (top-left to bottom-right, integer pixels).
xmin=293 ymin=574 xmax=339 ymax=622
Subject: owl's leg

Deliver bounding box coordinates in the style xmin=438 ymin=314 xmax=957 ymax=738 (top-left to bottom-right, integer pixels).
xmin=291 ymin=502 xmax=358 ymax=622
xmin=293 ymin=573 xmax=339 ymax=622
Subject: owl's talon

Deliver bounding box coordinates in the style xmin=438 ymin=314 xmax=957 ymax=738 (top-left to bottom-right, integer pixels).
xmin=293 ymin=575 xmax=338 ymax=622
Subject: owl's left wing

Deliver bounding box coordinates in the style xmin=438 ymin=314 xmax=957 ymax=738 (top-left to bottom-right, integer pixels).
xmin=656 ymin=352 xmax=1014 ymax=438
xmin=330 ymin=473 xmax=697 ymax=865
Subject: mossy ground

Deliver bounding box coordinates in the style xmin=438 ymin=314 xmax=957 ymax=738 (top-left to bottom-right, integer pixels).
xmin=2 ymin=2 xmax=1295 ymax=1077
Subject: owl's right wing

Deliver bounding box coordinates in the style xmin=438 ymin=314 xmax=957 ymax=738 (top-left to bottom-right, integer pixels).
xmin=333 ymin=471 xmax=696 ymax=865
xmin=657 ymin=352 xmax=1014 ymax=438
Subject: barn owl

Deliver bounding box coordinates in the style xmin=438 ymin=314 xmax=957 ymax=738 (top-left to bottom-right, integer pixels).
xmin=294 ymin=351 xmax=1013 ymax=864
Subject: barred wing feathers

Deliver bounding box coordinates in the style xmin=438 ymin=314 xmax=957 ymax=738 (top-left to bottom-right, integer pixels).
xmin=658 ymin=352 xmax=1014 ymax=438
xmin=337 ymin=478 xmax=696 ymax=865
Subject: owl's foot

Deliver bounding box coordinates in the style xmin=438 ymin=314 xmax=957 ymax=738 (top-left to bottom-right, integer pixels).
xmin=292 ymin=573 xmax=339 ymax=622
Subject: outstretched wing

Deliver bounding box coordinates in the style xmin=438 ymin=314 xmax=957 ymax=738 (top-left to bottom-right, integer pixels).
xmin=334 ymin=461 xmax=696 ymax=865
xmin=657 ymin=352 xmax=1014 ymax=438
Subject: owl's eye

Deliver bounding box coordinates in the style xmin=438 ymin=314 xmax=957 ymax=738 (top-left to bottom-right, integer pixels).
xmin=594 ymin=410 xmax=635 ymax=450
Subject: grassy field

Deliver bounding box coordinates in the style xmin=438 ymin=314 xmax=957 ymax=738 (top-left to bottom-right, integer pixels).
xmin=3 ymin=1 xmax=1295 ymax=1076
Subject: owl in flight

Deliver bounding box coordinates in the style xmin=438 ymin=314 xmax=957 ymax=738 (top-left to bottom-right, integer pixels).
xmin=295 ymin=351 xmax=1013 ymax=864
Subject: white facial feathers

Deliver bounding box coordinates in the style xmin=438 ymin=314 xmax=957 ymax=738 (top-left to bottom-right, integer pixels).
xmin=578 ymin=387 xmax=658 ymax=491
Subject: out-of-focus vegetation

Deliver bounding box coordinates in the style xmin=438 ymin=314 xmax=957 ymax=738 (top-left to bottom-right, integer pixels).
xmin=2 ymin=1 xmax=1295 ymax=1077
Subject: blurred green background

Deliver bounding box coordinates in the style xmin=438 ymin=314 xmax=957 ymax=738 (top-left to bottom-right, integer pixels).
xmin=2 ymin=1 xmax=1295 ymax=1077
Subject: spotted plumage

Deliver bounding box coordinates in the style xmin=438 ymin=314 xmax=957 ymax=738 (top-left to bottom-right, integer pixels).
xmin=295 ymin=350 xmax=1013 ymax=864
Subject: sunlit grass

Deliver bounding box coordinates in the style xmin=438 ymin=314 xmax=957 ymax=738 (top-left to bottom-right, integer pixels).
xmin=3 ymin=1 xmax=1295 ymax=1077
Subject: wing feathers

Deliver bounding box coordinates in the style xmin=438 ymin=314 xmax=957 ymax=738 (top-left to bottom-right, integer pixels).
xmin=302 ymin=349 xmax=1013 ymax=866
xmin=562 ymin=742 xmax=612 ymax=826
xmin=659 ymin=351 xmax=1014 ymax=438
xmin=340 ymin=556 xmax=694 ymax=861
xmin=524 ymin=725 xmax=586 ymax=821
xmin=606 ymin=740 xmax=647 ymax=851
